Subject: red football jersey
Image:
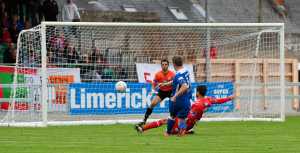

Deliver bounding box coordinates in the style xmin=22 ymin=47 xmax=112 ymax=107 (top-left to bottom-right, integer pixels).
xmin=171 ymin=97 xmax=232 ymax=133
xmin=189 ymin=97 xmax=232 ymax=118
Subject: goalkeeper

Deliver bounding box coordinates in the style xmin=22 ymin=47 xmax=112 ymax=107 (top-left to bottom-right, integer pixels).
xmin=136 ymin=59 xmax=175 ymax=126
xmin=135 ymin=85 xmax=235 ymax=135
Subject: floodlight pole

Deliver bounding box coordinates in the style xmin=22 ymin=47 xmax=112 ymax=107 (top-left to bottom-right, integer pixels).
xmin=257 ymin=0 xmax=262 ymax=23
xmin=205 ymin=0 xmax=208 ymax=23
xmin=205 ymin=0 xmax=211 ymax=82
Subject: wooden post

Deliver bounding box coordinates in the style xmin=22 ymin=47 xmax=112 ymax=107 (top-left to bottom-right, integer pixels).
xmin=292 ymin=59 xmax=299 ymax=110
xmin=263 ymin=60 xmax=268 ymax=110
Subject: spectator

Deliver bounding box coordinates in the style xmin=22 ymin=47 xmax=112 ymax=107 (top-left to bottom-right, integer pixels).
xmin=102 ymin=67 xmax=115 ymax=80
xmin=80 ymin=54 xmax=101 ymax=82
xmin=9 ymin=25 xmax=19 ymax=43
xmin=2 ymin=27 xmax=12 ymax=44
xmin=50 ymin=32 xmax=65 ymax=50
xmin=90 ymin=47 xmax=101 ymax=63
xmin=0 ymin=26 xmax=2 ymax=39
xmin=80 ymin=54 xmax=89 ymax=64
xmin=210 ymin=41 xmax=217 ymax=59
xmin=62 ymin=0 xmax=80 ymax=22
xmin=65 ymin=46 xmax=79 ymax=63
xmin=28 ymin=49 xmax=38 ymax=67
xmin=11 ymin=14 xmax=24 ymax=32
xmin=38 ymin=1 xmax=44 ymax=23
xmin=0 ymin=0 xmax=6 ymax=17
xmin=24 ymin=20 xmax=31 ymax=29
xmin=47 ymin=49 xmax=58 ymax=64
xmin=26 ymin=0 xmax=42 ymax=26
xmin=95 ymin=53 xmax=107 ymax=74
xmin=273 ymin=0 xmax=287 ymax=18
xmin=43 ymin=0 xmax=59 ymax=21
xmin=9 ymin=17 xmax=24 ymax=43
xmin=96 ymin=53 xmax=106 ymax=64
xmin=0 ymin=2 xmax=5 ymax=36
xmin=116 ymin=66 xmax=128 ymax=80
xmin=2 ymin=12 xmax=9 ymax=28
xmin=83 ymin=70 xmax=102 ymax=82
xmin=5 ymin=0 xmax=17 ymax=17
xmin=3 ymin=43 xmax=16 ymax=63
xmin=203 ymin=41 xmax=218 ymax=59
xmin=49 ymin=32 xmax=65 ymax=63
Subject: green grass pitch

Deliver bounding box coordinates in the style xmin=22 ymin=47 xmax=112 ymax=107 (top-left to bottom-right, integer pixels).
xmin=0 ymin=117 xmax=299 ymax=153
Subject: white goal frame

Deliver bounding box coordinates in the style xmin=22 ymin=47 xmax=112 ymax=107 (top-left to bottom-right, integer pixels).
xmin=2 ymin=22 xmax=285 ymax=127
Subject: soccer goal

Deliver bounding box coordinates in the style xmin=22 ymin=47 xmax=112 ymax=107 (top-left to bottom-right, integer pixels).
xmin=0 ymin=22 xmax=285 ymax=127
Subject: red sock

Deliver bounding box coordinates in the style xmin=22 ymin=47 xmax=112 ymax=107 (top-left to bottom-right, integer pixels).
xmin=143 ymin=119 xmax=166 ymax=131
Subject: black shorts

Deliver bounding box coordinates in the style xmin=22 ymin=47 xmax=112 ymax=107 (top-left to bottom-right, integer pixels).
xmin=157 ymin=90 xmax=172 ymax=100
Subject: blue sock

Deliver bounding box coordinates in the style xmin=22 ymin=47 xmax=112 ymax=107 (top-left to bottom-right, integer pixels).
xmin=178 ymin=119 xmax=186 ymax=130
xmin=167 ymin=118 xmax=175 ymax=134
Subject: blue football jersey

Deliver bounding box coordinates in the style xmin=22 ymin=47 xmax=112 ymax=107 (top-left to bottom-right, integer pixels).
xmin=172 ymin=68 xmax=192 ymax=106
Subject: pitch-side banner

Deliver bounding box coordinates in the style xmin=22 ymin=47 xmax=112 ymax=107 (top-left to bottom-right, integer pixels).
xmin=136 ymin=63 xmax=195 ymax=83
xmin=0 ymin=66 xmax=80 ymax=111
xmin=69 ymin=82 xmax=234 ymax=115
xmin=0 ymin=66 xmax=38 ymax=110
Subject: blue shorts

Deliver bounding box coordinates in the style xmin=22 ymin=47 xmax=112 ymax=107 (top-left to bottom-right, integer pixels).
xmin=169 ymin=100 xmax=190 ymax=119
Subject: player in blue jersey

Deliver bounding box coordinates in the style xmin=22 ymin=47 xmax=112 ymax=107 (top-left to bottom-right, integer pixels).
xmin=166 ymin=56 xmax=192 ymax=136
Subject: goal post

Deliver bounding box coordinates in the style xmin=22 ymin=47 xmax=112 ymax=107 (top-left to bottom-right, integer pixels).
xmin=0 ymin=22 xmax=285 ymax=127
xmin=280 ymin=24 xmax=285 ymax=122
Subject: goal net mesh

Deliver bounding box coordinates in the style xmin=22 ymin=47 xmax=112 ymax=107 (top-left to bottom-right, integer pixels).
xmin=0 ymin=23 xmax=285 ymax=126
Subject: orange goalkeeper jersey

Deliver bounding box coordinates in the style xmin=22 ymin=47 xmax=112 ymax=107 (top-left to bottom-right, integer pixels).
xmin=153 ymin=70 xmax=175 ymax=92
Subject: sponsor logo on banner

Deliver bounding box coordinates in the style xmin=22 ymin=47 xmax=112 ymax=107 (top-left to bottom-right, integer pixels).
xmin=0 ymin=66 xmax=80 ymax=111
xmin=192 ymin=82 xmax=234 ymax=113
xmin=136 ymin=63 xmax=195 ymax=83
xmin=0 ymin=66 xmax=39 ymax=110
xmin=45 ymin=68 xmax=80 ymax=112
xmin=69 ymin=83 xmax=167 ymax=114
xmin=69 ymin=82 xmax=234 ymax=115
xmin=48 ymin=75 xmax=74 ymax=104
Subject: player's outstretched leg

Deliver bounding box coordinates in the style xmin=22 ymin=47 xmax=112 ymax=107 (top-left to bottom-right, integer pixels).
xmin=185 ymin=128 xmax=195 ymax=135
xmin=135 ymin=124 xmax=143 ymax=133
xmin=166 ymin=117 xmax=176 ymax=135
xmin=137 ymin=96 xmax=161 ymax=125
xmin=135 ymin=107 xmax=153 ymax=132
xmin=135 ymin=119 xmax=167 ymax=134
xmin=142 ymin=107 xmax=153 ymax=124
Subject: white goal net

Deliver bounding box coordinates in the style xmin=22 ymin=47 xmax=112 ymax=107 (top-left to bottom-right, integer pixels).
xmin=0 ymin=22 xmax=285 ymax=127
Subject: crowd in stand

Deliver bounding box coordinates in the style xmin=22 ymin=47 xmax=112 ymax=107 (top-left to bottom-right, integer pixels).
xmin=0 ymin=0 xmax=213 ymax=81
xmin=0 ymin=0 xmax=82 ymax=64
xmin=47 ymin=38 xmax=127 ymax=81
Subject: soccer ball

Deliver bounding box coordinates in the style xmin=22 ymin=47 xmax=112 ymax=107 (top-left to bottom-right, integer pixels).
xmin=115 ymin=81 xmax=127 ymax=92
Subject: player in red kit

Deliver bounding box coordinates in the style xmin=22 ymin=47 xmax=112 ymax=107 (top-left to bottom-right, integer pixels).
xmin=135 ymin=85 xmax=234 ymax=135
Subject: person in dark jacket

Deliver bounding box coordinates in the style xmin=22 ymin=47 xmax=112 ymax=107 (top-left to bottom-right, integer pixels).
xmin=43 ymin=0 xmax=58 ymax=21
